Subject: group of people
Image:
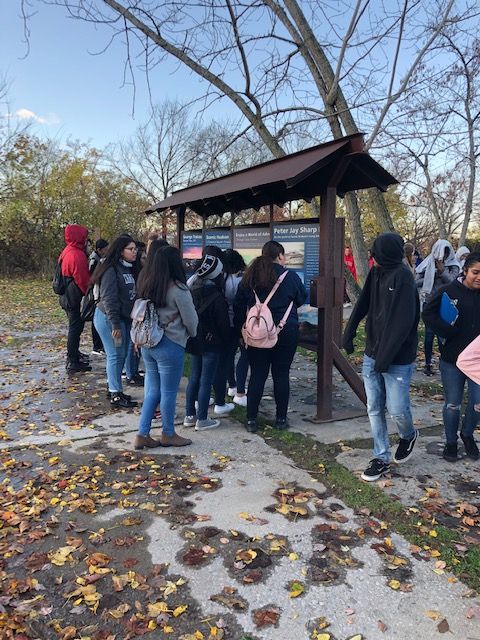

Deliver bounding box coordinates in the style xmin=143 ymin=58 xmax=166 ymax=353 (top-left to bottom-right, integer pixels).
xmin=56 ymin=224 xmax=479 ymax=473
xmin=343 ymin=233 xmax=480 ymax=479
xmin=56 ymin=227 xmax=307 ymax=449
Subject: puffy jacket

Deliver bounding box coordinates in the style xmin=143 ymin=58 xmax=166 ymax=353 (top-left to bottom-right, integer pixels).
xmin=58 ymin=224 xmax=89 ymax=310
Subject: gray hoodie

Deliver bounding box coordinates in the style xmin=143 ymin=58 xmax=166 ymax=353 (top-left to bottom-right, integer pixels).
xmin=156 ymin=282 xmax=198 ymax=347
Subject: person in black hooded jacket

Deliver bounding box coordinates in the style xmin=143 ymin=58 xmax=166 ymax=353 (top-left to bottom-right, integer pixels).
xmin=342 ymin=233 xmax=420 ymax=482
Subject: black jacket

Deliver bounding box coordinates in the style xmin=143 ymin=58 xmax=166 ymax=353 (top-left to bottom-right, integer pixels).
xmin=96 ymin=262 xmax=136 ymax=329
xmin=422 ymin=278 xmax=480 ymax=364
xmin=192 ymin=282 xmax=231 ymax=352
xmin=343 ymin=233 xmax=420 ymax=372
xmin=233 ymin=264 xmax=307 ymax=335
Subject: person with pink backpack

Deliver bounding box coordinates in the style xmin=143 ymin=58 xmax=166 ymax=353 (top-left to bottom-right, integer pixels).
xmin=233 ymin=241 xmax=307 ymax=433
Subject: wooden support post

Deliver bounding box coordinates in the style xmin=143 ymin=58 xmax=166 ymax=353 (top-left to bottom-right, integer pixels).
xmin=176 ymin=206 xmax=186 ymax=252
xmin=332 ymin=344 xmax=367 ymax=404
xmin=333 ymin=218 xmax=345 ymax=347
xmin=316 ymin=187 xmax=336 ymax=420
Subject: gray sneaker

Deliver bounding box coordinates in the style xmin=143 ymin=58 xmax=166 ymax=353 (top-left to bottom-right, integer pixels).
xmin=195 ymin=417 xmax=220 ymax=431
xmin=183 ymin=415 xmax=196 ymax=427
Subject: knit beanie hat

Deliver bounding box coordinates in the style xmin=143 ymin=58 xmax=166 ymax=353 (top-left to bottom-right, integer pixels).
xmin=196 ymin=254 xmax=223 ymax=280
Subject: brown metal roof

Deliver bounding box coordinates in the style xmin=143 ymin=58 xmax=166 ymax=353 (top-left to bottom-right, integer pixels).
xmin=146 ymin=133 xmax=397 ymax=218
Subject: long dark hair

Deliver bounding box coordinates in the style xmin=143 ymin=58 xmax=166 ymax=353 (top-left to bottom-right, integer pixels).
xmin=242 ymin=240 xmax=285 ymax=290
xmin=91 ymin=234 xmax=134 ymax=285
xmin=137 ymin=245 xmax=186 ymax=307
xmin=132 ymin=240 xmax=146 ymax=281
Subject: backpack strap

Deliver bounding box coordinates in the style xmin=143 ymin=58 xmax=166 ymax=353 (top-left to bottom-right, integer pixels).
xmin=277 ymin=300 xmax=294 ymax=330
xmin=196 ymin=289 xmax=221 ymax=315
xmin=253 ymin=269 xmax=289 ymax=306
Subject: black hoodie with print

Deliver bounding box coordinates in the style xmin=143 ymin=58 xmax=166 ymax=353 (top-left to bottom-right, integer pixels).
xmin=342 ymin=233 xmax=420 ymax=373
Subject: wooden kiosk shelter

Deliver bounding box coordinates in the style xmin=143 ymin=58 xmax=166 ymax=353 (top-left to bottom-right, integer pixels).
xmin=147 ymin=133 xmax=397 ymax=422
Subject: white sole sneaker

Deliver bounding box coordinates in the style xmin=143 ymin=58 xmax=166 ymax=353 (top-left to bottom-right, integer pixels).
xmin=183 ymin=415 xmax=196 ymax=427
xmin=214 ymin=403 xmax=235 ymax=415
xmin=227 ymin=387 xmax=237 ymax=397
xmin=195 ymin=398 xmax=214 ymax=410
xmin=195 ymin=418 xmax=220 ymax=431
xmin=233 ymin=395 xmax=247 ymax=407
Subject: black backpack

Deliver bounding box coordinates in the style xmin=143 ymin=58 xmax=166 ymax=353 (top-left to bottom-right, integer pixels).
xmin=52 ymin=260 xmax=72 ymax=295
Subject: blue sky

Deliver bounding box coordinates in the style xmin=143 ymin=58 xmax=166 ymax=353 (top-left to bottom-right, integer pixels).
xmin=1 ymin=2 xmax=229 ymax=148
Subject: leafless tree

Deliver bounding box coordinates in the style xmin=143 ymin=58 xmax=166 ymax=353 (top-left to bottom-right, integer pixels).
xmin=25 ymin=0 xmax=478 ymax=279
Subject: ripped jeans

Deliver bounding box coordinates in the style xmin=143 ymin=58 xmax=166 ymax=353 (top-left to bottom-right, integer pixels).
xmin=439 ymin=359 xmax=480 ymax=445
xmin=362 ymin=355 xmax=416 ymax=463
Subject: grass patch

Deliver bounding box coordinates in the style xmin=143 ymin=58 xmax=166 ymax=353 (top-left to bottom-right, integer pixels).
xmin=258 ymin=426 xmax=480 ymax=591
xmin=0 ymin=277 xmax=65 ymax=326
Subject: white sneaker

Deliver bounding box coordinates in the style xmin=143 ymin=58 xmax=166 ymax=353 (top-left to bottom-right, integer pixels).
xmin=195 ymin=417 xmax=220 ymax=431
xmin=195 ymin=397 xmax=214 ymax=410
xmin=214 ymin=403 xmax=235 ymax=415
xmin=183 ymin=415 xmax=196 ymax=427
xmin=233 ymin=394 xmax=247 ymax=407
xmin=227 ymin=387 xmax=237 ymax=397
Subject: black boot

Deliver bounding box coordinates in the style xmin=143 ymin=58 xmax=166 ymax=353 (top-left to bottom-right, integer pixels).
xmin=110 ymin=393 xmax=138 ymax=409
xmin=66 ymin=360 xmax=92 ymax=373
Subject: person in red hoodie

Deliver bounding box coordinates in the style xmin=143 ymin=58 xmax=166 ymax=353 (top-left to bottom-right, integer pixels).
xmin=343 ymin=245 xmax=358 ymax=307
xmin=58 ymin=224 xmax=91 ymax=373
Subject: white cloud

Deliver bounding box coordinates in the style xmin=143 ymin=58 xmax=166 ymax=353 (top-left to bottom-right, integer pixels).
xmin=2 ymin=108 xmax=60 ymax=125
xmin=16 ymin=108 xmax=46 ymax=123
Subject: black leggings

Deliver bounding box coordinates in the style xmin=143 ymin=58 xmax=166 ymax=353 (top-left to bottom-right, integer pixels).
xmin=246 ymin=328 xmax=298 ymax=420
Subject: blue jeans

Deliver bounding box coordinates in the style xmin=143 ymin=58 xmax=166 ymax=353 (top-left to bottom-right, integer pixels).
xmin=125 ymin=338 xmax=140 ymax=379
xmin=186 ymin=351 xmax=219 ymax=420
xmin=439 ymin=359 xmax=480 ymax=444
xmin=362 ymin=355 xmax=416 ymax=463
xmin=138 ymin=336 xmax=185 ymax=437
xmin=93 ymin=308 xmax=128 ymax=393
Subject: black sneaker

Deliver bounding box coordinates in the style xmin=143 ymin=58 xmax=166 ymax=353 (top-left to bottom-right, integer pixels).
xmin=460 ymin=433 xmax=479 ymax=460
xmin=274 ymin=417 xmax=289 ymax=430
xmin=361 ymin=459 xmax=391 ymax=482
xmin=105 ymin=388 xmax=132 ymax=401
xmin=110 ymin=393 xmax=138 ymax=409
xmin=66 ymin=360 xmax=92 ymax=373
xmin=79 ymin=352 xmax=90 ymax=364
xmin=443 ymin=443 xmax=458 ymax=462
xmin=246 ymin=419 xmax=258 ymax=433
xmin=423 ymin=364 xmax=433 ymax=376
xmin=394 ymin=429 xmax=419 ymax=464
xmin=125 ymin=373 xmax=145 ymax=387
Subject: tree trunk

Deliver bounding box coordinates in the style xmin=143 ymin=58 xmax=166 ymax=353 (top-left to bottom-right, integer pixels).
xmin=344 ymin=192 xmax=369 ymax=284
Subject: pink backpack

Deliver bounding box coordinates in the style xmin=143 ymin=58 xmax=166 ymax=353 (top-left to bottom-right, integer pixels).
xmin=457 ymin=335 xmax=480 ymax=385
xmin=242 ymin=271 xmax=293 ymax=348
